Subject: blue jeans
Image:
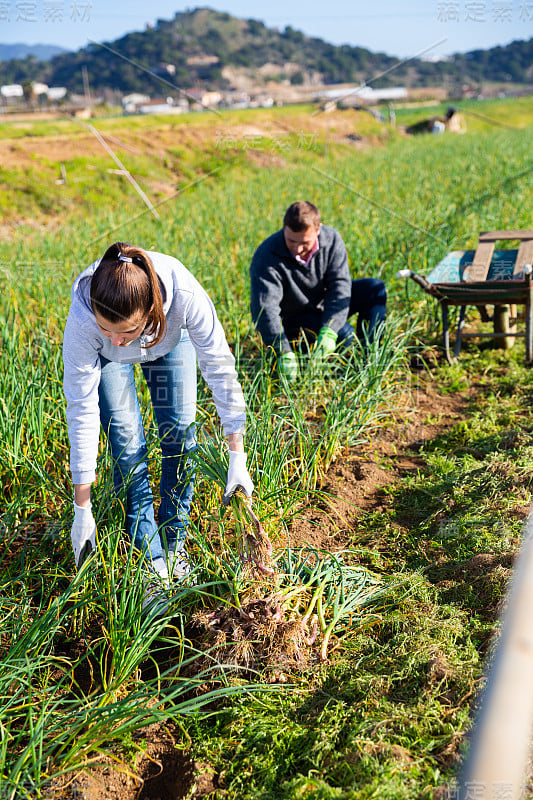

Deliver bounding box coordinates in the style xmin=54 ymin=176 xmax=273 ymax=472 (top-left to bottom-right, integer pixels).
xmin=283 ymin=278 xmax=387 ymax=348
xmin=98 ymin=335 xmax=197 ymax=563
xmin=338 ymin=278 xmax=387 ymax=346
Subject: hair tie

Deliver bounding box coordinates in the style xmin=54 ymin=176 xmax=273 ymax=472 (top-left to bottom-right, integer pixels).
xmin=118 ymin=253 xmax=133 ymax=263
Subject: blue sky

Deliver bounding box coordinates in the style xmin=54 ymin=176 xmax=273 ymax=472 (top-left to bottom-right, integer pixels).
xmin=0 ymin=0 xmax=531 ymax=57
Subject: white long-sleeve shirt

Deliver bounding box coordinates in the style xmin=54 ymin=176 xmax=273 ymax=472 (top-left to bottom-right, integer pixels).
xmin=63 ymin=250 xmax=246 ymax=485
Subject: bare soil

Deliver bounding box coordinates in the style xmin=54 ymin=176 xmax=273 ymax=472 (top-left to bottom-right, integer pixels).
xmin=284 ymin=369 xmax=474 ymax=553
xmin=0 ymin=107 xmax=384 ymax=172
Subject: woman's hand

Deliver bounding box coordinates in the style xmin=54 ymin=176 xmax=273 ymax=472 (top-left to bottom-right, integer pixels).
xmin=223 ymin=449 xmax=254 ymax=505
xmin=71 ymin=500 xmax=96 ymax=569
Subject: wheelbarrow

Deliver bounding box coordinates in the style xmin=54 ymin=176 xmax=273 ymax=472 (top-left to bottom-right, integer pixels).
xmin=398 ymin=230 xmax=533 ymax=363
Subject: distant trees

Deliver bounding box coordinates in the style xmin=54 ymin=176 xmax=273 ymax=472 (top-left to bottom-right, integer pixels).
xmin=0 ymin=55 xmax=44 ymax=85
xmin=246 ymin=19 xmax=266 ymax=36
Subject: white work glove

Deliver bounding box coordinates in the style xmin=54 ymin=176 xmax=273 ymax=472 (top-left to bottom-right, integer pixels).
xmin=71 ymin=501 xmax=96 ymax=569
xmin=222 ymin=450 xmax=254 ymax=505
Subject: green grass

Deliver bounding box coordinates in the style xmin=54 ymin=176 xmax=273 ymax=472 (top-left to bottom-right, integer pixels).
xmin=0 ymin=96 xmax=533 ymax=797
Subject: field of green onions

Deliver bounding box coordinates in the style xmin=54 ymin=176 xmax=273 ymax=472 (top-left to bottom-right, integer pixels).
xmin=1 ymin=97 xmax=533 ymax=799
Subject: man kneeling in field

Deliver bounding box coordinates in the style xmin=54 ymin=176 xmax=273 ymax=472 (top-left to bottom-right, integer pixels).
xmin=249 ymin=200 xmax=387 ymax=381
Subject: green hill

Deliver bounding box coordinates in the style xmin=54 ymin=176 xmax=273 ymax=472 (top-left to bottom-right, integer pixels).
xmin=0 ymin=7 xmax=531 ymax=94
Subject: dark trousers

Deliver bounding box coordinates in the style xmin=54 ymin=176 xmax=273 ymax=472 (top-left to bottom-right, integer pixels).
xmin=283 ymin=278 xmax=387 ymax=348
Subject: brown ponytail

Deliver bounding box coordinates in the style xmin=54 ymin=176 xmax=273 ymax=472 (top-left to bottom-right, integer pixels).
xmin=90 ymin=242 xmax=167 ymax=348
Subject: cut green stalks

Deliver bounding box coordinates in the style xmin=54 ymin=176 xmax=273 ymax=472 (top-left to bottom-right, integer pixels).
xmin=191 ymin=545 xmax=392 ymax=673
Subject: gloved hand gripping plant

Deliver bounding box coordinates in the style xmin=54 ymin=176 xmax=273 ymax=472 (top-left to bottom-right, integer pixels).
xmin=312 ymin=326 xmax=338 ymax=362
xmin=71 ymin=501 xmax=96 ymax=569
xmin=277 ymin=350 xmax=299 ymax=384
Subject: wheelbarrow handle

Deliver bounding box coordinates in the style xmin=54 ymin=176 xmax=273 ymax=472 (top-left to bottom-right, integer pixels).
xmin=396 ymin=269 xmax=440 ymax=297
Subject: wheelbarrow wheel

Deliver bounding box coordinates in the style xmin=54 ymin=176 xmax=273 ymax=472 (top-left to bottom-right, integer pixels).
xmin=493 ymin=304 xmax=517 ymax=349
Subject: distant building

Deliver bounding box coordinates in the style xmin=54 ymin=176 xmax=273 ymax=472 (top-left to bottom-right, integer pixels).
xmin=222 ymin=91 xmax=251 ymax=109
xmin=137 ymin=98 xmax=186 ymax=115
xmin=31 ymin=82 xmax=49 ymax=96
xmin=122 ymin=93 xmax=151 ymax=113
xmin=315 ymin=85 xmax=408 ymax=106
xmin=1 ymin=84 xmax=23 ymax=98
xmin=123 ymin=93 xmax=151 ymax=105
xmin=364 ymin=87 xmax=408 ymax=101
xmin=187 ymin=88 xmax=223 ymax=109
xmin=47 ymin=87 xmax=67 ymax=101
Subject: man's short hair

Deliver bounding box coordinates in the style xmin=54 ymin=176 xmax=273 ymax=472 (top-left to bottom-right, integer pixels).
xmin=283 ymin=201 xmax=321 ymax=232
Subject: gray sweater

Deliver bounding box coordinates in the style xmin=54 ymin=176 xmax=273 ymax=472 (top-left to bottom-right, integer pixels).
xmin=63 ymin=251 xmax=246 ymax=485
xmin=249 ymin=224 xmax=352 ymax=353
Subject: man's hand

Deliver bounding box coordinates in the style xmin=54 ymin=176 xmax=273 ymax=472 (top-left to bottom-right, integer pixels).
xmin=277 ymin=350 xmax=299 ymax=382
xmin=312 ymin=326 xmax=338 ymax=362
xmin=71 ymin=501 xmax=96 ymax=569
xmin=223 ymin=450 xmax=254 ymax=505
